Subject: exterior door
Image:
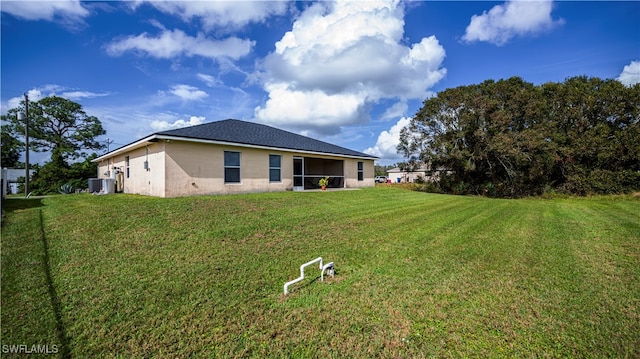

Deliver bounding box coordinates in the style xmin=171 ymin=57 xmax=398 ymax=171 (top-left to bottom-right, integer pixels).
xmin=293 ymin=157 xmax=303 ymax=191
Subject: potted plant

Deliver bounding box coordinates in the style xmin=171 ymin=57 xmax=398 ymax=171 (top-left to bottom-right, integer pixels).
xmin=318 ymin=176 xmax=330 ymax=190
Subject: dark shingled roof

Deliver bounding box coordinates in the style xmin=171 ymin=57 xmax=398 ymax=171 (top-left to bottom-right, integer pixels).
xmin=155 ymin=119 xmax=377 ymax=158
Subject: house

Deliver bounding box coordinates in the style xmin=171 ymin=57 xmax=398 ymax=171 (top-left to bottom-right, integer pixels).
xmin=1 ymin=168 xmax=35 ymax=196
xmin=387 ymin=165 xmax=441 ymax=183
xmin=93 ymin=119 xmax=377 ymax=197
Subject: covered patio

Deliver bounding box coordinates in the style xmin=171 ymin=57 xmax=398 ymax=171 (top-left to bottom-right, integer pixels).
xmin=293 ymin=157 xmax=344 ymax=190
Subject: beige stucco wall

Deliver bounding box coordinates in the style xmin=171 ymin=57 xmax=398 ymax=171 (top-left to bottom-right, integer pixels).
xmin=97 ymin=139 xmax=375 ymax=197
xmin=344 ymin=158 xmax=375 ymax=188
xmin=97 ymin=143 xmax=166 ymax=196
xmin=163 ymin=141 xmax=294 ymax=197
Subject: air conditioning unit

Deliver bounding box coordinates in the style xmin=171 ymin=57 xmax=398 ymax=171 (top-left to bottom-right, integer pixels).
xmin=102 ymin=178 xmax=115 ymax=194
xmin=88 ymin=178 xmax=101 ymax=193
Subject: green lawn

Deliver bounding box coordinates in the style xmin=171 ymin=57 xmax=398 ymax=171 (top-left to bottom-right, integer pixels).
xmin=2 ymin=188 xmax=639 ymax=357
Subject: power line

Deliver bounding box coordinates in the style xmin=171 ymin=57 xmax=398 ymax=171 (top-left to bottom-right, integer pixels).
xmin=105 ymin=138 xmax=114 ymax=153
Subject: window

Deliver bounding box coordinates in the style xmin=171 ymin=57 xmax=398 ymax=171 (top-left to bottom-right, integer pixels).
xmin=269 ymin=154 xmax=281 ymax=182
xmin=357 ymin=161 xmax=364 ymax=181
xmin=224 ymin=151 xmax=241 ymax=183
xmin=125 ymin=156 xmax=130 ymax=178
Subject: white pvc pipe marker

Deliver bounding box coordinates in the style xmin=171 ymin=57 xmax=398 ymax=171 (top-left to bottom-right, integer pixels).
xmin=284 ymin=257 xmax=334 ymax=295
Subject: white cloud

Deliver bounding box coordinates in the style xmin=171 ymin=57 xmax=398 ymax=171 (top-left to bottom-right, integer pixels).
xmin=169 ymin=85 xmax=209 ymax=101
xmin=61 ymin=91 xmax=110 ymax=100
xmin=6 ymin=89 xmax=44 ymax=110
xmin=150 ymin=116 xmax=206 ymax=132
xmin=106 ymin=29 xmax=255 ymax=60
xmin=0 ymin=0 xmax=89 ymax=22
xmin=617 ymin=60 xmax=640 ymax=86
xmin=254 ymin=1 xmax=446 ymax=135
xmin=197 ymin=73 xmax=222 ymax=87
xmin=131 ymin=1 xmax=289 ymax=31
xmin=380 ymin=101 xmax=408 ymax=121
xmin=255 ymin=83 xmax=369 ymax=135
xmin=462 ymin=0 xmax=563 ymax=46
xmin=4 ymin=85 xmax=108 ymax=110
xmin=364 ymin=117 xmax=411 ymax=163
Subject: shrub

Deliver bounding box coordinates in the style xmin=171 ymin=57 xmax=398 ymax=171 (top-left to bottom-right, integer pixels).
xmin=59 ymin=183 xmax=74 ymax=194
xmin=560 ymin=170 xmax=640 ymax=195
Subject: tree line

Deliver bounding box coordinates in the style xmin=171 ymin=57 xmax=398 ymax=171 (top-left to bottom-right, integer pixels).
xmin=1 ymin=96 xmax=105 ymax=195
xmin=398 ymin=76 xmax=640 ymax=197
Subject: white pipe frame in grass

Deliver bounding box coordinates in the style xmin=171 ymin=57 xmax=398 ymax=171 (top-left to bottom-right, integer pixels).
xmin=284 ymin=257 xmax=334 ymax=295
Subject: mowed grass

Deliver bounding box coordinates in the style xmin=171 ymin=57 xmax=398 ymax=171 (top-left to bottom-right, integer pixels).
xmin=1 ymin=187 xmax=639 ymax=357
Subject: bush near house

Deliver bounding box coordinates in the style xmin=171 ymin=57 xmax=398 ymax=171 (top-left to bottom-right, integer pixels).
xmin=2 ymin=188 xmax=639 ymax=357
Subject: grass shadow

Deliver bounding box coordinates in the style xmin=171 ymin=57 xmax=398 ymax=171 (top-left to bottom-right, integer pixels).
xmin=2 ymin=197 xmax=45 ymax=212
xmin=1 ymin=198 xmax=45 ymax=228
xmin=286 ymin=274 xmax=336 ymax=295
xmin=38 ymin=209 xmax=71 ymax=359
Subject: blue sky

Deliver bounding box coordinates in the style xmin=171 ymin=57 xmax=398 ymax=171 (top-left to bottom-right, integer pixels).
xmin=2 ymin=1 xmax=639 ymax=165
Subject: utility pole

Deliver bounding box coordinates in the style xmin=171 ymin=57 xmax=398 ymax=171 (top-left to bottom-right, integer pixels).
xmin=106 ymin=137 xmax=114 ymax=153
xmin=24 ymin=93 xmax=30 ymax=197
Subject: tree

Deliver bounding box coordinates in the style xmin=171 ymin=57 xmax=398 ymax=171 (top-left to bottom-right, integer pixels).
xmin=398 ymin=76 xmax=640 ymax=197
xmin=8 ymin=96 xmax=105 ymax=163
xmin=1 ymin=124 xmax=23 ymax=168
xmin=543 ymin=77 xmax=640 ymax=194
xmin=374 ymin=164 xmax=396 ymax=176
xmin=399 ymin=77 xmax=550 ymax=196
xmin=3 ymin=96 xmax=105 ymax=194
xmin=68 ymin=153 xmax=99 ymax=188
